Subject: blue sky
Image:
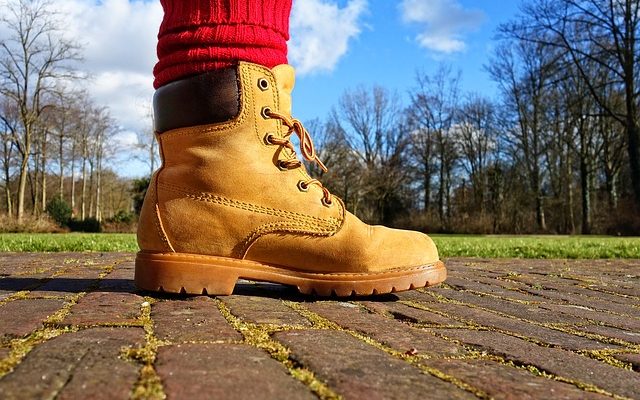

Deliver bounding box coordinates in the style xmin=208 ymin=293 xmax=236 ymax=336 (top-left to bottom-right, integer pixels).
xmin=10 ymin=0 xmax=523 ymax=177
xmin=292 ymin=0 xmax=523 ymax=123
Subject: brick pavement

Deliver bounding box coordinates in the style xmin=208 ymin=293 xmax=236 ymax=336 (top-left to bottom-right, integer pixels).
xmin=0 ymin=254 xmax=638 ymax=399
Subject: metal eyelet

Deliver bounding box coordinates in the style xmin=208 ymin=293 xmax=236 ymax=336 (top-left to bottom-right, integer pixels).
xmin=261 ymin=106 xmax=271 ymax=119
xmin=258 ymin=78 xmax=270 ymax=91
xmin=264 ymin=133 xmax=275 ymax=145
xmin=297 ymin=181 xmax=309 ymax=192
xmin=277 ymin=160 xmax=289 ymax=171
xmin=321 ymin=196 xmax=333 ymax=207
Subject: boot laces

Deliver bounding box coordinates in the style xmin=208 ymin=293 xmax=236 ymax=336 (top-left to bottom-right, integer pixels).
xmin=264 ymin=109 xmax=333 ymax=205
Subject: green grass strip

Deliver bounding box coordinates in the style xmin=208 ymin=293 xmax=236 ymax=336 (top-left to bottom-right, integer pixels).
xmin=0 ymin=233 xmax=638 ymax=258
xmin=0 ymin=233 xmax=138 ymax=252
xmin=431 ymin=234 xmax=640 ymax=259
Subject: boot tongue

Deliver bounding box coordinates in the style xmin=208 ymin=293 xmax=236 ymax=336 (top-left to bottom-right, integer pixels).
xmin=271 ymin=64 xmax=296 ymax=116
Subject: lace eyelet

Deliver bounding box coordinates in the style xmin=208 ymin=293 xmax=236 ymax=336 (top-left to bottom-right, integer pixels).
xmin=297 ymin=181 xmax=309 ymax=192
xmin=321 ymin=196 xmax=333 ymax=207
xmin=258 ymin=78 xmax=270 ymax=91
xmin=261 ymin=106 xmax=271 ymax=119
xmin=264 ymin=133 xmax=275 ymax=145
xmin=277 ymin=160 xmax=289 ymax=171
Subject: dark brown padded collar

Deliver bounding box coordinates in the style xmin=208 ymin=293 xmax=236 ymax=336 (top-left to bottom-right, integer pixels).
xmin=153 ymin=67 xmax=241 ymax=133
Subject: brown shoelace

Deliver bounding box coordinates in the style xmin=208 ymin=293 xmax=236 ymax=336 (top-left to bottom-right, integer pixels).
xmin=264 ymin=109 xmax=333 ymax=205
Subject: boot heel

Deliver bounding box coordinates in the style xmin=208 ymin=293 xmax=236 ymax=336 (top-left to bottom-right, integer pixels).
xmin=134 ymin=252 xmax=238 ymax=295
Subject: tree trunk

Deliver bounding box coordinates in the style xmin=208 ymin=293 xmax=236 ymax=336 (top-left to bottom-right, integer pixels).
xmin=626 ymin=120 xmax=640 ymax=211
xmin=81 ymin=156 xmax=87 ymax=220
xmin=16 ymin=151 xmax=29 ymax=223
xmin=3 ymin=140 xmax=13 ymax=216
xmin=41 ymin=130 xmax=47 ymax=211
xmin=580 ymin=158 xmax=592 ymax=234
xmin=564 ymin=142 xmax=575 ymax=234
xmin=16 ymin=124 xmax=32 ymax=224
xmin=423 ymin=172 xmax=431 ymax=212
xmin=58 ymin=133 xmax=64 ymax=199
xmin=70 ymin=140 xmax=76 ymax=214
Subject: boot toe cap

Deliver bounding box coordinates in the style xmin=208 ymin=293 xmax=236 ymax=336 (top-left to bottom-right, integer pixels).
xmin=364 ymin=225 xmax=440 ymax=272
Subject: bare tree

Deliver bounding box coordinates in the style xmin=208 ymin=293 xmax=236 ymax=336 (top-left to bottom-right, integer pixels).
xmin=456 ymin=95 xmax=498 ymax=213
xmin=503 ymin=0 xmax=640 ymax=210
xmin=408 ymin=65 xmax=461 ymax=226
xmin=0 ymin=99 xmax=17 ymax=214
xmin=333 ymin=86 xmax=410 ymax=223
xmin=488 ymin=42 xmax=560 ymax=231
xmin=0 ymin=0 xmax=80 ymax=223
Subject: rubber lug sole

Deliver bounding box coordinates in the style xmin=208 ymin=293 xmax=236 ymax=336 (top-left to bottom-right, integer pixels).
xmin=134 ymin=251 xmax=447 ymax=297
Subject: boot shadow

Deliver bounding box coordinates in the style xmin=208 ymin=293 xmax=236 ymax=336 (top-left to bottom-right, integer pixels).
xmin=0 ymin=277 xmax=399 ymax=302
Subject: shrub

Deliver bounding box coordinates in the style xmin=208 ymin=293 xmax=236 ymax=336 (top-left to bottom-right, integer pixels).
xmin=103 ymin=210 xmax=137 ymax=233
xmin=45 ymin=197 xmax=72 ymax=227
xmin=107 ymin=210 xmax=134 ymax=224
xmin=131 ymin=177 xmax=150 ymax=215
xmin=0 ymin=214 xmax=61 ymax=233
xmin=68 ymin=217 xmax=102 ymax=233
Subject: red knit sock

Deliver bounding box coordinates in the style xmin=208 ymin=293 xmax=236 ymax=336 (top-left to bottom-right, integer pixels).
xmin=154 ymin=0 xmax=292 ymax=88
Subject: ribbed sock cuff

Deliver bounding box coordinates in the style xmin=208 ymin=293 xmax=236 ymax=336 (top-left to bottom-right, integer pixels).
xmin=154 ymin=0 xmax=292 ymax=88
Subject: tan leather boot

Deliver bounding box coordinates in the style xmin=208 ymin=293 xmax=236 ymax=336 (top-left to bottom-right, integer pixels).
xmin=135 ymin=62 xmax=446 ymax=296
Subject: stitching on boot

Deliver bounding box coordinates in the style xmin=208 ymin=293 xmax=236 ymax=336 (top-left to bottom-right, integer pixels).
xmin=158 ymin=182 xmax=342 ymax=226
xmin=238 ymin=221 xmax=339 ymax=258
xmin=154 ymin=203 xmax=175 ymax=253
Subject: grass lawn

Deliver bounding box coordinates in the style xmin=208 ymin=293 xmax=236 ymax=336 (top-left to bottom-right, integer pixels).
xmin=430 ymin=234 xmax=640 ymax=259
xmin=0 ymin=233 xmax=638 ymax=258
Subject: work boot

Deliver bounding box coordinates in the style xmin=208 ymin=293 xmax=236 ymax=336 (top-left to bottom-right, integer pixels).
xmin=135 ymin=62 xmax=446 ymax=296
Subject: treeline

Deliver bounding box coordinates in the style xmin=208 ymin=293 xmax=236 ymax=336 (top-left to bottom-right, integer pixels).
xmin=310 ymin=0 xmax=640 ymax=235
xmin=0 ymin=0 xmax=135 ymax=225
xmin=3 ymin=0 xmax=639 ymax=235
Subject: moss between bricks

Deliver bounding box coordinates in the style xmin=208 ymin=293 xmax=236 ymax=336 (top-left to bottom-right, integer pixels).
xmin=0 ymin=292 xmax=83 ymax=378
xmin=215 ymin=298 xmax=342 ymax=400
xmin=396 ymin=298 xmax=634 ymax=399
xmin=284 ymin=301 xmax=492 ymax=400
xmin=412 ymin=290 xmax=640 ymax=350
xmin=125 ymin=297 xmax=167 ymax=400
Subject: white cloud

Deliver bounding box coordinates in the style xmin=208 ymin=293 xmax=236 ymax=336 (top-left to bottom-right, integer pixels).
xmin=56 ymin=0 xmax=162 ymax=134
xmin=399 ymin=0 xmax=485 ymax=54
xmin=289 ymin=0 xmax=367 ymax=75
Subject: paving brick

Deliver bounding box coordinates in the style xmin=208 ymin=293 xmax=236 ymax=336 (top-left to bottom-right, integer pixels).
xmin=431 ymin=328 xmax=640 ymax=399
xmin=515 ymin=287 xmax=639 ymax=317
xmin=307 ymin=301 xmax=465 ymax=357
xmin=614 ymin=353 xmax=640 ymax=371
xmin=98 ymin=261 xmax=137 ymax=292
xmin=423 ymin=359 xmax=608 ymax=400
xmin=156 ymin=344 xmax=315 ymax=399
xmin=1 ymin=254 xmax=639 ymax=398
xmin=221 ymin=295 xmax=311 ymax=326
xmin=507 ymin=275 xmax=640 ymax=307
xmin=578 ymin=325 xmax=640 ymax=344
xmin=584 ymin=282 xmax=639 ymax=297
xmin=358 ymin=300 xmax=461 ymax=326
xmin=539 ymin=303 xmax=640 ymax=331
xmin=28 ymin=268 xmax=106 ymax=298
xmin=0 ymin=299 xmax=64 ymax=341
xmin=152 ymin=297 xmax=242 ymax=342
xmin=275 ymin=330 xmax=476 ymax=399
xmin=429 ymin=287 xmax=585 ymax=324
xmin=444 ymin=277 xmax=540 ymax=303
xmin=62 ymin=292 xmax=143 ymax=326
xmin=0 ymin=327 xmax=143 ymax=400
xmin=405 ymin=301 xmax=619 ymax=350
